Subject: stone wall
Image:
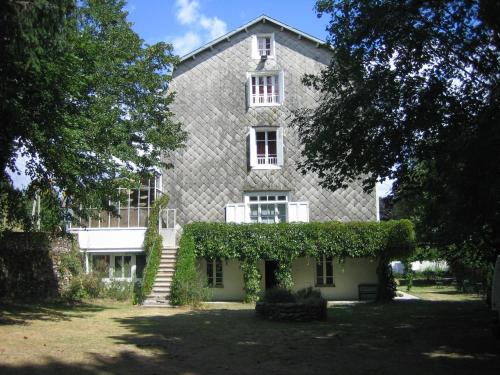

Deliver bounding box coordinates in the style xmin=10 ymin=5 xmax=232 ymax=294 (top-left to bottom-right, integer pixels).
xmin=0 ymin=232 xmax=80 ymax=298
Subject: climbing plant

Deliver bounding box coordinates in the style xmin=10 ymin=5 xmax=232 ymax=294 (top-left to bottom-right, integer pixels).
xmin=170 ymin=220 xmax=415 ymax=304
xmin=137 ymin=194 xmax=170 ymax=302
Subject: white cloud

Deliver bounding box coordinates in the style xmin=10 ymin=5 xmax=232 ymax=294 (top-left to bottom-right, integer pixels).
xmin=199 ymin=15 xmax=227 ymax=40
xmin=176 ymin=0 xmax=200 ymax=25
xmin=172 ymin=0 xmax=228 ymax=56
xmin=173 ymin=31 xmax=202 ymax=56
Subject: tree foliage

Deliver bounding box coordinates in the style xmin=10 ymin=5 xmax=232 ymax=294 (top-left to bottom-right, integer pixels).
xmin=294 ymin=0 xmax=500 ymax=259
xmin=1 ymin=0 xmax=186 ymax=225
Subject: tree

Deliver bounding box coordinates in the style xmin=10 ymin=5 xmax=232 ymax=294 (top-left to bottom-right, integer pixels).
xmin=1 ymin=0 xmax=186 ymax=227
xmin=294 ymin=0 xmax=500 ymax=261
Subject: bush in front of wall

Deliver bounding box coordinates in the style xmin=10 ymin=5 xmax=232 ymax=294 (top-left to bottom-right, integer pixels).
xmin=104 ymin=279 xmax=135 ymax=301
xmin=170 ymin=227 xmax=211 ymax=307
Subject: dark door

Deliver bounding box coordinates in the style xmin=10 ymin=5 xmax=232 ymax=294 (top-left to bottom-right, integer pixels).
xmin=265 ymin=261 xmax=279 ymax=289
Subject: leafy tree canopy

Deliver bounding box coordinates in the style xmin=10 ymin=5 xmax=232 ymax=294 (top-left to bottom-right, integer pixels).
xmin=294 ymin=0 xmax=500 ymax=259
xmin=1 ymin=0 xmax=186 ymax=227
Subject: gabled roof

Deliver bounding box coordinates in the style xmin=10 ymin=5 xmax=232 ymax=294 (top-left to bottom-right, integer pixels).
xmin=179 ymin=14 xmax=327 ymax=63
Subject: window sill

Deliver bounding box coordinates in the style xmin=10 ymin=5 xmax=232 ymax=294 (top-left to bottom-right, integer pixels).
xmin=249 ymin=102 xmax=282 ymax=108
xmin=208 ymin=284 xmax=224 ymax=288
xmin=252 ymin=56 xmax=275 ymax=60
xmin=315 ymin=284 xmax=336 ymax=288
xmin=251 ymin=165 xmax=282 ymax=170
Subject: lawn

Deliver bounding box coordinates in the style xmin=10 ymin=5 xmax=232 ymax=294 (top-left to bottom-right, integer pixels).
xmin=1 ymin=289 xmax=499 ymax=375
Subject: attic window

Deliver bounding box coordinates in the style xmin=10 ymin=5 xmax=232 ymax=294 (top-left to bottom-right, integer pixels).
xmin=258 ymin=36 xmax=271 ymax=56
xmin=252 ymin=34 xmax=275 ymax=59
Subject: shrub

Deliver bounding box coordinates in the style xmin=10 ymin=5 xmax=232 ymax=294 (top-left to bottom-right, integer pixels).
xmin=170 ymin=227 xmax=211 ymax=306
xmin=64 ymin=276 xmax=88 ymax=301
xmin=104 ymin=280 xmax=135 ymax=301
xmin=295 ymin=287 xmax=323 ymax=302
xmin=261 ymin=288 xmax=296 ymax=303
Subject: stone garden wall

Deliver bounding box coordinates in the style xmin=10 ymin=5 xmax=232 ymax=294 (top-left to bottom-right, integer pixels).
xmin=0 ymin=232 xmax=80 ymax=298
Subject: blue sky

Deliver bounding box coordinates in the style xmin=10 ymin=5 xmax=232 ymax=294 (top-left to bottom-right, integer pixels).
xmin=125 ymin=0 xmax=329 ymax=56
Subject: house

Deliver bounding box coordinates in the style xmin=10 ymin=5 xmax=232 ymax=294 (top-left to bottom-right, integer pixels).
xmin=164 ymin=15 xmax=379 ymax=301
xmin=71 ymin=15 xmax=380 ymax=303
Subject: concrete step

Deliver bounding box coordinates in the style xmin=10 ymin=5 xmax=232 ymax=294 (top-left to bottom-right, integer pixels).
xmin=153 ymin=286 xmax=171 ymax=292
xmin=156 ymin=271 xmax=174 ymax=277
xmin=153 ymin=279 xmax=172 ymax=287
xmin=153 ymin=280 xmax=172 ymax=291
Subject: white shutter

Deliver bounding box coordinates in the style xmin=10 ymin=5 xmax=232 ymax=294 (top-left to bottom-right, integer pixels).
xmin=279 ymin=70 xmax=285 ymax=104
xmin=246 ymin=74 xmax=251 ymax=108
xmin=251 ymin=35 xmax=258 ymax=59
xmin=287 ymin=202 xmax=309 ymax=223
xmin=226 ymin=203 xmax=246 ymax=223
xmin=277 ymin=127 xmax=284 ymax=167
xmin=249 ymin=127 xmax=257 ymax=167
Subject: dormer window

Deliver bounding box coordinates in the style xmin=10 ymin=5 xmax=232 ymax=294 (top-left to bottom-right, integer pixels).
xmin=251 ymin=33 xmax=275 ymax=59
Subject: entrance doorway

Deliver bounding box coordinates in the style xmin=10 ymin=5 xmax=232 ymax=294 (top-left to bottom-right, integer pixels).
xmin=265 ymin=260 xmax=279 ymax=289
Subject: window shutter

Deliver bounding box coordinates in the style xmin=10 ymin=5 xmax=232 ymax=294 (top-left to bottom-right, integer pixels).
xmin=249 ymin=127 xmax=257 ymax=167
xmin=279 ymin=71 xmax=285 ymax=103
xmin=251 ymin=35 xmax=258 ymax=59
xmin=277 ymin=127 xmax=284 ymax=167
xmin=287 ymin=202 xmax=309 ymax=223
xmin=226 ymin=203 xmax=246 ymax=223
xmin=246 ymin=74 xmax=251 ymax=108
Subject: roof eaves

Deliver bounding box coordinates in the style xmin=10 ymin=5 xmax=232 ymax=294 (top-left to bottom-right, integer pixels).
xmin=178 ymin=15 xmax=327 ymax=63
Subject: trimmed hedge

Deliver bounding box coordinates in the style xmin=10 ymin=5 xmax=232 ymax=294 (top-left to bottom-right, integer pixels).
xmin=170 ymin=220 xmax=415 ymax=304
xmin=138 ymin=194 xmax=170 ymax=302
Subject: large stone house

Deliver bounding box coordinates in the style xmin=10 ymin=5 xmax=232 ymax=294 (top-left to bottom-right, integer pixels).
xmin=71 ymin=15 xmax=380 ymax=303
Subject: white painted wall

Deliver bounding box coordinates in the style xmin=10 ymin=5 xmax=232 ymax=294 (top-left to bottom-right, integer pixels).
xmin=73 ymin=228 xmax=146 ymax=251
xmin=197 ymin=257 xmax=378 ymax=301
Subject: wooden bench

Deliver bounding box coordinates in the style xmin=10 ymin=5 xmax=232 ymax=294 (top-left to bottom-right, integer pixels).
xmin=358 ymin=284 xmax=378 ymax=301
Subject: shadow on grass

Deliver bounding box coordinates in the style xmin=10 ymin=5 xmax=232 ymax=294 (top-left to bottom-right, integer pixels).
xmin=0 ymin=299 xmax=499 ymax=375
xmin=0 ymin=300 xmax=108 ymax=325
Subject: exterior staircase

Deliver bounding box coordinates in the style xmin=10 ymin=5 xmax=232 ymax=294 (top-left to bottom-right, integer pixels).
xmin=143 ymin=246 xmax=178 ymax=307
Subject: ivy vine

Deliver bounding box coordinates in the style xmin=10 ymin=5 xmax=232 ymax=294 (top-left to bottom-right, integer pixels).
xmin=171 ymin=220 xmax=415 ymax=304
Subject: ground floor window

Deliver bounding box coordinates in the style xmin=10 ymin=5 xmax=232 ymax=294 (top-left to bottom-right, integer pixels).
xmin=114 ymin=255 xmax=132 ymax=278
xmin=207 ymin=258 xmax=223 ymax=287
xmin=316 ymin=255 xmax=334 ymax=286
xmin=88 ymin=253 xmax=143 ymax=279
xmin=91 ymin=255 xmax=110 ymax=277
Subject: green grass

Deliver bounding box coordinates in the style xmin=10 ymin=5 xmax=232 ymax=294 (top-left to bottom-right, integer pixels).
xmin=403 ymin=285 xmax=484 ymax=301
xmin=1 ymin=288 xmax=499 ymax=374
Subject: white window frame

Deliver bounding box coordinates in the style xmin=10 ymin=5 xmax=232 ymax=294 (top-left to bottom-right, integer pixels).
xmin=247 ymin=71 xmax=284 ymax=107
xmin=249 ymin=126 xmax=284 ymax=170
xmin=244 ymin=192 xmax=291 ymax=224
xmin=89 ymin=253 xmax=141 ymax=280
xmin=207 ymin=258 xmax=223 ymax=287
xmin=251 ymin=33 xmax=275 ymax=59
xmin=316 ymin=255 xmax=335 ymax=287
